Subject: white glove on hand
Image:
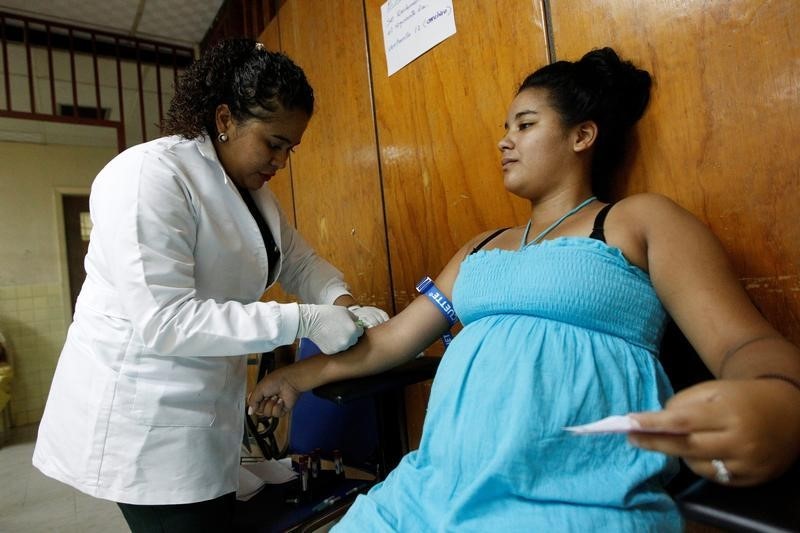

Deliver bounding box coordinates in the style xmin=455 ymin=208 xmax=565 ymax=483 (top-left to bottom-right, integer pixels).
xmin=297 ymin=304 xmax=364 ymax=354
xmin=347 ymin=305 xmax=390 ymax=328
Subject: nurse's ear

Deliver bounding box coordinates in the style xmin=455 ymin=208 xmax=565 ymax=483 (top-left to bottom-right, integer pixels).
xmin=214 ymin=104 xmax=234 ymax=139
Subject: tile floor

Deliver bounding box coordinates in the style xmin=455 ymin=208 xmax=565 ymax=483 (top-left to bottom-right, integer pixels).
xmin=0 ymin=425 xmax=342 ymax=532
xmin=0 ymin=424 xmax=129 ymax=532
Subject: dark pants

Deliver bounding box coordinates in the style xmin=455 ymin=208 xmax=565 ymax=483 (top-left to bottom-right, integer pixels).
xmin=117 ymin=492 xmax=236 ymax=533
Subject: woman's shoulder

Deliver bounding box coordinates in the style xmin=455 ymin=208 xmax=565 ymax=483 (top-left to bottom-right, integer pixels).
xmin=612 ymin=192 xmax=692 ymax=228
xmin=613 ymin=192 xmax=715 ymax=253
xmin=97 ymin=136 xmax=212 ymax=192
xmin=615 ymin=192 xmax=681 ymax=212
xmin=599 ymin=193 xmax=699 ymax=271
xmin=138 ymin=136 xmax=220 ymax=178
xmin=143 ymin=135 xmax=204 ymax=160
xmin=105 ymin=135 xmax=195 ymax=167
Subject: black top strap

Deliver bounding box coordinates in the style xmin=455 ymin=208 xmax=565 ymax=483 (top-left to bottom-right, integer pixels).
xmin=238 ymin=187 xmax=281 ymax=287
xmin=589 ymin=203 xmax=615 ymax=243
xmin=470 ymin=227 xmax=511 ymax=255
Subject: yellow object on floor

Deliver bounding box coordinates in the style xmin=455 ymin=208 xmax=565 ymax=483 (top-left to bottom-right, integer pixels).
xmin=0 ymin=363 xmax=12 ymax=413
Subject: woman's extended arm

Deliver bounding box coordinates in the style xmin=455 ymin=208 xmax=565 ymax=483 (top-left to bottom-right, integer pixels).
xmin=247 ymin=233 xmax=479 ymax=417
xmin=620 ymin=194 xmax=800 ymax=485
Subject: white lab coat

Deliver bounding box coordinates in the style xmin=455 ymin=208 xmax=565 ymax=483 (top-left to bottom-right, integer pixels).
xmin=33 ymin=135 xmax=350 ymax=504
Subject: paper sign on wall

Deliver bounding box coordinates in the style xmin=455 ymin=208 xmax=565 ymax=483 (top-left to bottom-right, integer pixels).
xmin=381 ymin=0 xmax=457 ymax=76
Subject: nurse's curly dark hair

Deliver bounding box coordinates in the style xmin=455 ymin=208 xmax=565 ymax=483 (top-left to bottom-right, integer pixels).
xmin=518 ymin=47 xmax=651 ymax=200
xmin=163 ymin=38 xmax=314 ymax=139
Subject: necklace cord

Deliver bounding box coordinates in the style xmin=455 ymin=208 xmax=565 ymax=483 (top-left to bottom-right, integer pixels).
xmin=520 ymin=196 xmax=597 ymax=248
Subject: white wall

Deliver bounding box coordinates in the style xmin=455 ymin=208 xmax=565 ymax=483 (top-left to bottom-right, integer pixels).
xmin=0 ymin=140 xmax=116 ymax=426
xmin=0 ymin=41 xmax=180 ymax=147
xmin=0 ymin=35 xmax=183 ymax=427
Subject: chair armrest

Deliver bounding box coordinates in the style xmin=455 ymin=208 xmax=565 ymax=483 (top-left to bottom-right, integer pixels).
xmin=676 ymin=462 xmax=800 ymax=532
xmin=312 ymin=356 xmax=440 ymax=406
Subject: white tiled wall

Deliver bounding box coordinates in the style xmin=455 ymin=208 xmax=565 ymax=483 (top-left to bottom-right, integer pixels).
xmin=0 ymin=283 xmax=68 ymax=426
xmin=1 ymin=140 xmax=116 ymax=430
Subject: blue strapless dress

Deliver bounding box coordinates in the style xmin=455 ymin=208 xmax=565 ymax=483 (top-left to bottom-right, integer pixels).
xmin=333 ymin=238 xmax=682 ymax=532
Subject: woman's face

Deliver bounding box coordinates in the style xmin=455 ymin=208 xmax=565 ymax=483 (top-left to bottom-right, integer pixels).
xmin=215 ymin=105 xmax=310 ymax=190
xmin=498 ymin=88 xmax=576 ymax=199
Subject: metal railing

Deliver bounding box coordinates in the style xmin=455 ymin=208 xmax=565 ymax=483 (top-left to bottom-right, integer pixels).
xmin=0 ymin=11 xmax=194 ymax=152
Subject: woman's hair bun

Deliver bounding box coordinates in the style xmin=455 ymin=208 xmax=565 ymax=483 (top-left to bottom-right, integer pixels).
xmin=575 ymin=47 xmax=652 ymax=128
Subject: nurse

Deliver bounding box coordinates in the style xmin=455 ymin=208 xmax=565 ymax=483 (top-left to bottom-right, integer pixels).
xmin=32 ymin=38 xmax=388 ymax=531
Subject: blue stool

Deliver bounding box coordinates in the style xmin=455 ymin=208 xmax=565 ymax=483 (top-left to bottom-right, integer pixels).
xmin=288 ymin=338 xmax=379 ymax=472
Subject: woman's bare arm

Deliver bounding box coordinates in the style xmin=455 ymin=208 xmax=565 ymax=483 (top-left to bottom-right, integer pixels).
xmin=248 ymin=233 xmax=483 ymax=416
xmin=616 ymin=193 xmax=800 ymax=485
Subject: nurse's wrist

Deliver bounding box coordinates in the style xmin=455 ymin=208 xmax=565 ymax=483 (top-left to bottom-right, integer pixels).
xmin=277 ymin=302 xmax=301 ymax=344
xmin=332 ymin=294 xmax=356 ymax=307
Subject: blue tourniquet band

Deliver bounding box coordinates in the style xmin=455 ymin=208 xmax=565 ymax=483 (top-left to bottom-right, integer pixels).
xmin=416 ymin=276 xmax=457 ymax=348
xmin=415 ymin=276 xmax=458 ymax=326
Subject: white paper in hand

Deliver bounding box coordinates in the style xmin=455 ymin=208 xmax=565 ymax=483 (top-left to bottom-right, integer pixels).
xmin=564 ymin=414 xmax=689 ymax=435
xmin=564 ymin=415 xmax=641 ymax=435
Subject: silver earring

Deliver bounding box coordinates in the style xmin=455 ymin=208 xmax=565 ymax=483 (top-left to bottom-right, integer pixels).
xmin=218 ymin=132 xmax=228 ymax=143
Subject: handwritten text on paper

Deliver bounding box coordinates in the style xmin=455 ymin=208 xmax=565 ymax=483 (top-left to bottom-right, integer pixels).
xmin=381 ymin=0 xmax=457 ymax=76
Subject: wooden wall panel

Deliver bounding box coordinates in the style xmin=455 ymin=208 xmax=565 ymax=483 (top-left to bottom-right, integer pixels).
xmin=277 ymin=0 xmax=391 ymax=310
xmin=259 ymin=15 xmax=294 ymax=226
xmin=363 ymin=0 xmax=546 ymax=314
xmin=362 ymin=0 xmax=548 ymax=447
xmin=550 ymin=0 xmax=800 ymax=343
xmin=259 ymin=16 xmax=298 ymax=307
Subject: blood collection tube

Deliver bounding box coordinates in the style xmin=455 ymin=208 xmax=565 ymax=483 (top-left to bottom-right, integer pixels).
xmin=311 ymin=449 xmax=321 ymax=479
xmin=333 ymin=449 xmax=345 ymax=478
xmin=299 ymin=455 xmax=310 ymax=499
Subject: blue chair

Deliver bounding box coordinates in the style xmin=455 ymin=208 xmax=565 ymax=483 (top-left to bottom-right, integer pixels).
xmin=287 ymin=339 xmax=379 ymax=472
xmin=235 ymin=340 xmax=441 ymax=532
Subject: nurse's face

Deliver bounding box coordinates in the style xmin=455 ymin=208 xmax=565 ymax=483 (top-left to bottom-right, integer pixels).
xmin=214 ymin=104 xmax=310 ymax=190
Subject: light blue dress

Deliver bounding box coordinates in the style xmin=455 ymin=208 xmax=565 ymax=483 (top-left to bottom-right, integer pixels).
xmin=333 ymin=237 xmax=682 ymax=532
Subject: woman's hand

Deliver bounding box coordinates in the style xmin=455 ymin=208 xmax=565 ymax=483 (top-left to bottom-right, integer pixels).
xmin=248 ymin=367 xmax=302 ymax=417
xmin=628 ymin=379 xmax=800 ymax=486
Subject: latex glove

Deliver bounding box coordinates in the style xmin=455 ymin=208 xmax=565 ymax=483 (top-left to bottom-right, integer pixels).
xmin=347 ymin=305 xmax=390 ymax=328
xmin=297 ymin=304 xmax=364 ymax=354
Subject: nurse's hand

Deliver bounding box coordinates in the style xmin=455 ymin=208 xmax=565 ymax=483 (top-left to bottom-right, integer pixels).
xmin=297 ymin=304 xmax=364 ymax=354
xmin=347 ymin=305 xmax=390 ymax=328
xmin=248 ymin=367 xmax=300 ymax=417
xmin=628 ymin=379 xmax=800 ymax=486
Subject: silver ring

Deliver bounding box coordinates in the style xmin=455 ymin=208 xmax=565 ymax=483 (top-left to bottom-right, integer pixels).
xmin=711 ymin=459 xmax=731 ymax=484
